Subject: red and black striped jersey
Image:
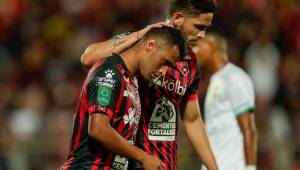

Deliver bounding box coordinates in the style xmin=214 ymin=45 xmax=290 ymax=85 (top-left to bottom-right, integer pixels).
xmin=136 ymin=50 xmax=200 ymax=170
xmin=62 ymin=53 xmax=141 ymax=170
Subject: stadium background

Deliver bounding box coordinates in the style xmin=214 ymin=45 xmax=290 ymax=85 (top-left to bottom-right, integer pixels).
xmin=0 ymin=0 xmax=299 ymax=169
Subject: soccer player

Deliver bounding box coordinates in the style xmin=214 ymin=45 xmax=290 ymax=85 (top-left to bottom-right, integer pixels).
xmin=61 ymin=26 xmax=187 ymax=170
xmin=80 ymin=0 xmax=218 ymax=169
xmin=193 ymin=33 xmax=257 ymax=170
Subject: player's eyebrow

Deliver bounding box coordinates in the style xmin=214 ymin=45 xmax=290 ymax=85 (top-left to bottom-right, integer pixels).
xmin=195 ymin=24 xmax=207 ymax=31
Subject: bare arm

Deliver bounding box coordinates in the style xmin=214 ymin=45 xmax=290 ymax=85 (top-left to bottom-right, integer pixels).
xmin=237 ymin=112 xmax=257 ymax=168
xmin=89 ymin=114 xmax=163 ymax=170
xmin=81 ymin=33 xmax=140 ymax=67
xmin=81 ymin=22 xmax=171 ymax=67
xmin=181 ymin=99 xmax=218 ymax=170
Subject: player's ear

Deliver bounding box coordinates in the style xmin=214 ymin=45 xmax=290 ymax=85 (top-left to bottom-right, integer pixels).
xmin=146 ymin=39 xmax=158 ymax=53
xmin=172 ymin=12 xmax=184 ymax=28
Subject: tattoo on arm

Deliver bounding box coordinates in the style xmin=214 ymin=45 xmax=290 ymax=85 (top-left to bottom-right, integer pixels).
xmin=112 ymin=40 xmax=126 ymax=51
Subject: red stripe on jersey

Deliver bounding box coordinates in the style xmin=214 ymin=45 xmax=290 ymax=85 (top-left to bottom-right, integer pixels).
xmin=161 ymin=141 xmax=168 ymax=169
xmin=142 ymin=120 xmax=150 ymax=154
xmin=152 ymin=141 xmax=159 ymax=157
xmin=90 ymin=162 xmax=100 ymax=170
xmin=89 ymin=105 xmax=114 ymax=118
xmin=187 ymin=93 xmax=198 ymax=101
xmin=104 ymin=153 xmax=114 ymax=169
xmin=172 ymin=139 xmax=177 ymax=169
xmin=71 ymin=98 xmax=87 ymax=152
xmin=116 ymin=80 xmax=130 ymax=138
xmin=114 ymin=78 xmax=125 ymax=113
xmin=88 ymin=105 xmax=96 ymax=115
xmin=61 ymin=156 xmax=74 ymax=170
xmin=107 ymin=109 xmax=114 ymax=118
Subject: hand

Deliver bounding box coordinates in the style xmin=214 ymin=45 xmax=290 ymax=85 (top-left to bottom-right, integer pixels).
xmin=136 ymin=22 xmax=174 ymax=40
xmin=140 ymin=154 xmax=164 ymax=170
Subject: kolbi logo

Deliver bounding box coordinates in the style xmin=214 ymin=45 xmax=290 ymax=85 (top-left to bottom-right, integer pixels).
xmin=152 ymin=75 xmax=187 ymax=96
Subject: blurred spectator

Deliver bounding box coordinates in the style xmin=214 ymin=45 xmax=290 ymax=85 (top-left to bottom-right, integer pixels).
xmin=0 ymin=0 xmax=299 ymax=169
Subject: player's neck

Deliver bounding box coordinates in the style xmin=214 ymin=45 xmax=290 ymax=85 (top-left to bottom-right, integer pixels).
xmin=209 ymin=55 xmax=228 ymax=75
xmin=120 ymin=46 xmax=140 ymax=76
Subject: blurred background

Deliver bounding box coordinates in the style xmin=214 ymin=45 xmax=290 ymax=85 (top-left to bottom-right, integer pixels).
xmin=0 ymin=0 xmax=299 ymax=169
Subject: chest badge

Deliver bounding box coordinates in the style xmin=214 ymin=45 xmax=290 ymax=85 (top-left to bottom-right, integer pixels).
xmin=180 ymin=62 xmax=189 ymax=76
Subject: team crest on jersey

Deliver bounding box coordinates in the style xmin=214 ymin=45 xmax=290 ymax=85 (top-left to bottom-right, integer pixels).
xmin=180 ymin=62 xmax=189 ymax=76
xmin=183 ymin=55 xmax=192 ymax=60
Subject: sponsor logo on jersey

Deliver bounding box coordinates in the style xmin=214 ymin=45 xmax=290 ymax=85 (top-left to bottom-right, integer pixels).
xmin=96 ymin=77 xmax=115 ymax=88
xmin=112 ymin=155 xmax=129 ymax=170
xmin=152 ymin=75 xmax=187 ymax=96
xmin=95 ymin=69 xmax=116 ymax=88
xmin=148 ymin=97 xmax=176 ymax=141
xmin=112 ymin=139 xmax=134 ymax=170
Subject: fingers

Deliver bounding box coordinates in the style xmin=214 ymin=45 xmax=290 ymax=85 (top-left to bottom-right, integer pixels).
xmin=137 ymin=21 xmax=175 ymax=40
xmin=159 ymin=161 xmax=164 ymax=170
xmin=151 ymin=22 xmax=173 ymax=28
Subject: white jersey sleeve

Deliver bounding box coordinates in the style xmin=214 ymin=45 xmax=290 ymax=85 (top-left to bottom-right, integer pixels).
xmin=227 ymin=71 xmax=255 ymax=116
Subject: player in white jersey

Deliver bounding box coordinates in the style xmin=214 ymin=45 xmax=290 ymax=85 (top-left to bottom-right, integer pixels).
xmin=193 ymin=33 xmax=257 ymax=170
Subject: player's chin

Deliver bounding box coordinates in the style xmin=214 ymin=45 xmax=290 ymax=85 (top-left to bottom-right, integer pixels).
xmin=141 ymin=73 xmax=151 ymax=81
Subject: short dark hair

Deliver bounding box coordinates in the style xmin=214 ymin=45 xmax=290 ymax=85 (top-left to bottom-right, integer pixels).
xmin=168 ymin=0 xmax=218 ymax=16
xmin=141 ymin=26 xmax=187 ymax=59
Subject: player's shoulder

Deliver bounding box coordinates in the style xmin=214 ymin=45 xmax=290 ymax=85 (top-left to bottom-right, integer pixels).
xmin=94 ymin=54 xmax=125 ymax=74
xmin=222 ymin=63 xmax=253 ymax=88
xmin=91 ymin=61 xmax=117 ymax=76
xmin=87 ymin=57 xmax=125 ymax=86
xmin=229 ymin=64 xmax=252 ymax=82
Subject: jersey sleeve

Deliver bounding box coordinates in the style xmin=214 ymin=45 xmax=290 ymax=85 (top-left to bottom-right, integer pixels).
xmin=111 ymin=32 xmax=133 ymax=40
xmin=227 ymin=77 xmax=255 ymax=117
xmin=87 ymin=64 xmax=122 ymax=119
xmin=184 ymin=67 xmax=201 ymax=101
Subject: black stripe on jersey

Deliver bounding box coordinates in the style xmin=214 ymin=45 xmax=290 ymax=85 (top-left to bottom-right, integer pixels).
xmin=157 ymin=141 xmax=163 ymax=161
xmin=69 ymin=101 xmax=81 ymax=154
xmin=165 ymin=142 xmax=172 ymax=170
xmin=73 ymin=111 xmax=91 ymax=166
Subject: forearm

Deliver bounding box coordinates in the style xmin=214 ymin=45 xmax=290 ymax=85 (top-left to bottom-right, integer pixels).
xmin=81 ymin=32 xmax=139 ymax=66
xmin=243 ymin=129 xmax=257 ymax=165
xmin=89 ymin=124 xmax=145 ymax=163
xmin=183 ymin=117 xmax=217 ymax=170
